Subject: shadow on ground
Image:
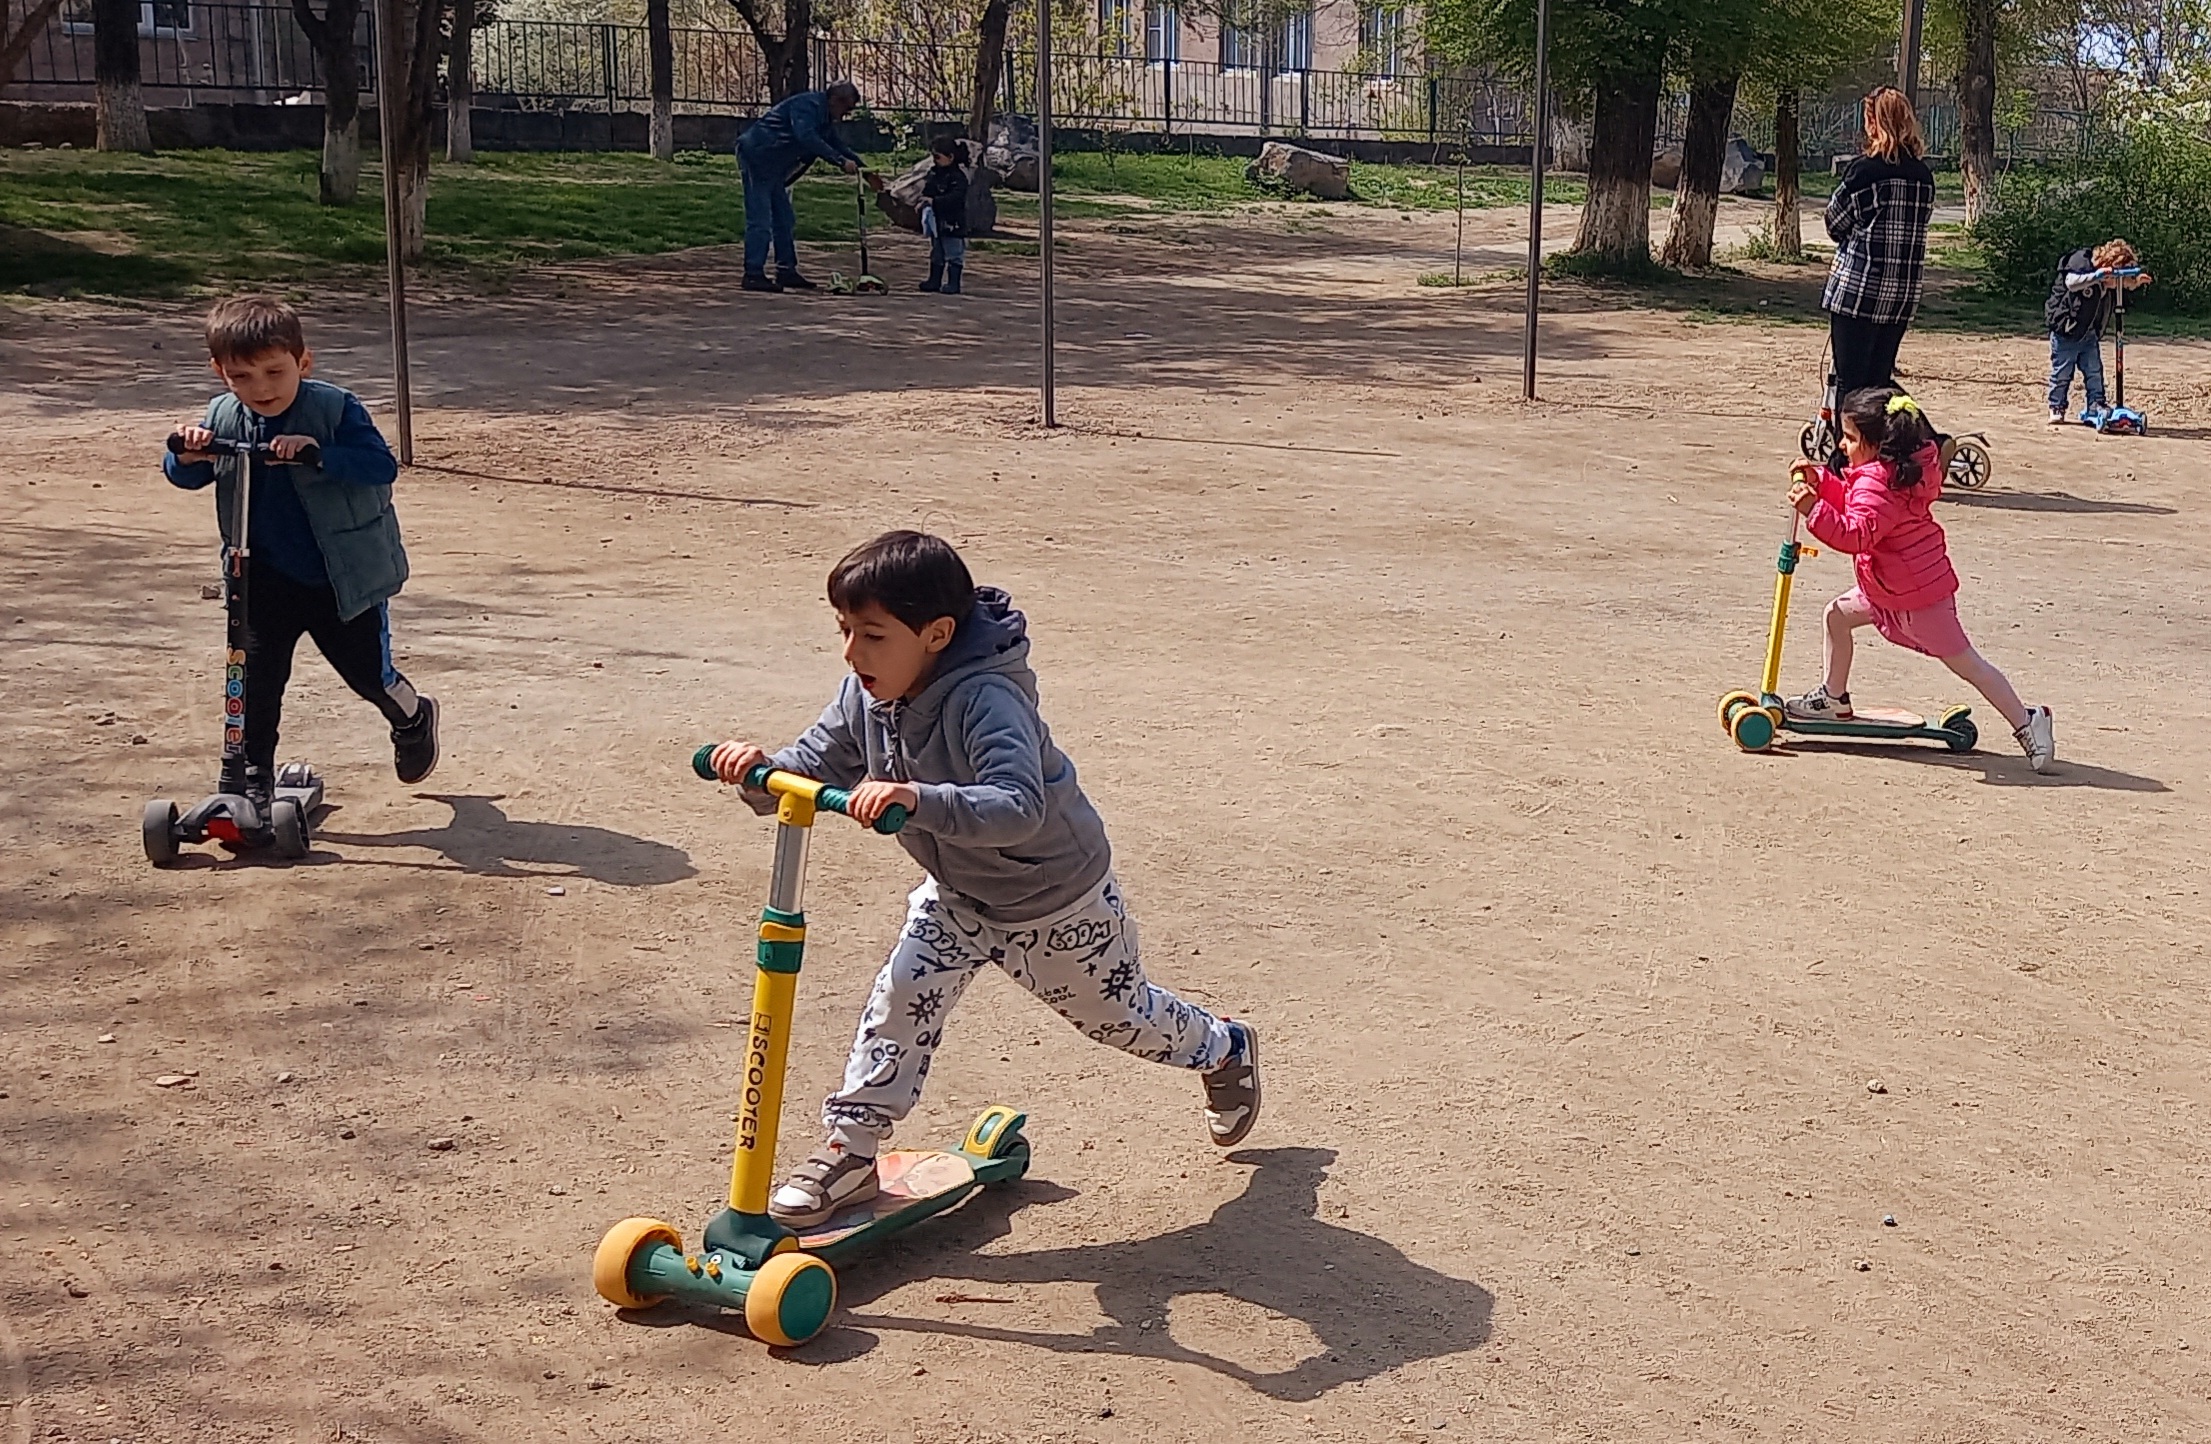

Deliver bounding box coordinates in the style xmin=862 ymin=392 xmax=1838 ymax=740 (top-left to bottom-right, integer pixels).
xmin=318 ymin=794 xmax=697 ymax=883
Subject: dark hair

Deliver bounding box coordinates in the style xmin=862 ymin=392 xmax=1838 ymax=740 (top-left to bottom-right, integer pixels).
xmin=931 ymin=135 xmax=971 ymax=164
xmin=827 ymin=531 xmax=976 ymax=633
xmin=205 ymin=295 xmax=306 ymax=363
xmin=826 ymin=78 xmax=860 ymax=106
xmin=1839 ymin=386 xmax=1935 ymax=488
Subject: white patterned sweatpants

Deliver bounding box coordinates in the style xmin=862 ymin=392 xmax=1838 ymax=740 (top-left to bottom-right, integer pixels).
xmin=823 ymin=872 xmax=1234 ymax=1156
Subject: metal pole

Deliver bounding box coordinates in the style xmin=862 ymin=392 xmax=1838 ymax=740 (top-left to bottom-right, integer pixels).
xmin=1037 ymin=0 xmax=1056 ymax=428
xmin=371 ymin=0 xmax=414 ymax=465
xmin=1521 ymin=0 xmax=1548 ymax=401
xmin=1899 ymin=0 xmax=1924 ymax=106
xmin=1454 ymin=142 xmax=1465 ymax=286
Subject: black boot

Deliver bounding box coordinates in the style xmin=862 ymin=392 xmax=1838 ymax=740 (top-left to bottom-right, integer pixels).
xmin=741 ymin=272 xmax=782 ymax=293
xmin=919 ymin=256 xmax=943 ymax=293
xmin=776 ymin=268 xmax=819 ymax=291
xmin=392 ymin=695 xmax=440 ymax=785
xmin=943 ymin=262 xmax=964 ymax=296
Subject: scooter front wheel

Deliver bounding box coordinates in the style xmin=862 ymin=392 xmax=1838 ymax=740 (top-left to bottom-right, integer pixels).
xmin=143 ymin=800 xmax=179 ymax=866
xmin=592 ymin=1217 xmax=683 ymax=1309
xmin=1730 ymin=706 xmax=1779 ymax=752
xmin=744 ymin=1250 xmax=837 ymax=1346
xmin=1718 ymin=690 xmax=1760 ymax=734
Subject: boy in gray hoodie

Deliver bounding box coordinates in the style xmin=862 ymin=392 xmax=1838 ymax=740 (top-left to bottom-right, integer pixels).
xmin=705 ymin=531 xmax=1261 ymax=1225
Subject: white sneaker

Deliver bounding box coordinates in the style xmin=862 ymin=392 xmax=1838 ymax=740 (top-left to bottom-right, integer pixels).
xmin=2015 ymin=706 xmax=2056 ymax=773
xmin=1784 ymin=686 xmax=1854 ymax=722
xmin=2046 ymin=410 xmax=2067 ymax=426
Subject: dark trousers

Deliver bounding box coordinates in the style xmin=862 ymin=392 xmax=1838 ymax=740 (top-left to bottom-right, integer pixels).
xmin=237 ymin=558 xmax=416 ymax=778
xmin=1828 ymin=311 xmax=1910 ymax=400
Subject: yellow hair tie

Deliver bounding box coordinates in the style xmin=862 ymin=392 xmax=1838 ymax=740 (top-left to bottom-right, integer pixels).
xmin=1886 ymin=394 xmax=1920 ymax=416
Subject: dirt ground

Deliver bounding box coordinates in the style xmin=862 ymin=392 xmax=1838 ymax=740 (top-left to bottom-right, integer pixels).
xmin=5 ymin=198 xmax=2211 ymax=1444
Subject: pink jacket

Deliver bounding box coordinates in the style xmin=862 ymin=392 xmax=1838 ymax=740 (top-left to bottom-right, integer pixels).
xmin=1805 ymin=443 xmax=1958 ymax=612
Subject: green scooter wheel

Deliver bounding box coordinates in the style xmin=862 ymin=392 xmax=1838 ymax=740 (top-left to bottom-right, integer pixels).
xmin=1730 ymin=706 xmax=1777 ymax=752
xmin=745 ymin=1251 xmax=837 ymax=1347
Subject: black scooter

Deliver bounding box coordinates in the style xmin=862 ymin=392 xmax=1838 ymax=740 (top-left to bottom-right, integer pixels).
xmin=143 ymin=435 xmax=326 ymax=865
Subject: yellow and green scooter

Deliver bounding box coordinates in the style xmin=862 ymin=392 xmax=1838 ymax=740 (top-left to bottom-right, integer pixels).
xmin=591 ymin=753 xmax=1031 ymax=1346
xmin=1719 ymin=504 xmax=1978 ymax=754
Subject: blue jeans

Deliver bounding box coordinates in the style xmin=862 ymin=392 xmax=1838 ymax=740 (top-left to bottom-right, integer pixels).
xmin=2048 ymin=331 xmax=2105 ymax=414
xmin=737 ymin=145 xmax=798 ymax=276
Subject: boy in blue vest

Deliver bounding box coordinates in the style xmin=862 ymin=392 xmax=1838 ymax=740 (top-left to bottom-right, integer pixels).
xmin=705 ymin=531 xmax=1261 ymax=1226
xmin=165 ymin=296 xmax=438 ymax=808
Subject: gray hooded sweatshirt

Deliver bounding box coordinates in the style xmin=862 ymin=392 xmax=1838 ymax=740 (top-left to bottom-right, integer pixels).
xmin=766 ymin=588 xmax=1112 ymax=924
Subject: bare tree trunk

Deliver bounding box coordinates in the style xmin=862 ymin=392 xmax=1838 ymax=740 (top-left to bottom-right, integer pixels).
xmin=967 ymin=0 xmax=1010 ymax=142
xmin=447 ymin=0 xmax=473 ymax=162
xmin=725 ymin=0 xmax=810 ymax=103
xmin=1771 ymin=86 xmax=1801 ymax=260
xmin=648 ymin=0 xmax=674 ymax=159
xmin=1957 ymin=0 xmax=1998 ymax=223
xmin=1658 ymin=72 xmax=1737 ymax=269
xmin=1569 ymin=69 xmax=1662 ymax=263
xmin=1 ymin=0 xmax=70 ymax=94
xmin=385 ymin=0 xmax=447 ymax=261
xmin=92 ymin=0 xmax=151 ymax=152
xmin=293 ymin=0 xmax=363 ymax=203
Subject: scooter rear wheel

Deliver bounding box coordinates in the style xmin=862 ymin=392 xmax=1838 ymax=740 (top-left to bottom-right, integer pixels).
xmin=143 ymin=800 xmax=180 ymax=867
xmin=271 ymin=797 xmax=310 ymax=859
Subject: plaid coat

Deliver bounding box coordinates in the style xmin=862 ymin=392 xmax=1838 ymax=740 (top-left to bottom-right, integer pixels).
xmin=1822 ymin=153 xmax=1936 ymax=325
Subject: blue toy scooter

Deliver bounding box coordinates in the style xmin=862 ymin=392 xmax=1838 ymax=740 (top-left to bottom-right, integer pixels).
xmin=2084 ymin=267 xmax=2148 ymax=436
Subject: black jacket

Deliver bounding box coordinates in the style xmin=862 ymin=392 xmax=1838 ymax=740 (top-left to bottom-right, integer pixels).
xmin=922 ymin=162 xmax=970 ymax=239
xmin=2045 ymin=246 xmax=2114 ymax=339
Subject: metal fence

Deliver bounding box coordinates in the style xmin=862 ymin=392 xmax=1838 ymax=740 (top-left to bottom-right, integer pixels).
xmin=7 ymin=1 xmax=2107 ymax=156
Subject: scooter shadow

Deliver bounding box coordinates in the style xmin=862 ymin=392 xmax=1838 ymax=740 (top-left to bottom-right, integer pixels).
xmin=315 ymin=794 xmax=697 ymax=885
xmin=819 ymin=1146 xmax=1495 ymax=1402
xmin=1781 ymin=739 xmax=2168 ymax=790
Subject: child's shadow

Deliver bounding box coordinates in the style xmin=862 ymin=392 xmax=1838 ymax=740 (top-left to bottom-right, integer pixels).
xmin=1782 ymin=741 xmax=2168 ymax=791
xmin=317 ymin=794 xmax=697 ymax=885
xmin=829 ymin=1146 xmax=1493 ymax=1402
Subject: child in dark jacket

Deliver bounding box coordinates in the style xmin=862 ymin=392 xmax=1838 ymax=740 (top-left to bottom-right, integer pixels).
xmin=164 ymin=295 xmax=439 ymax=806
xmin=919 ymin=135 xmax=971 ymax=295
xmin=2044 ymin=238 xmax=2153 ymax=424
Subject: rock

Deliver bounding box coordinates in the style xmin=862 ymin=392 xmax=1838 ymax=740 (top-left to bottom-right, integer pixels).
xmin=1882 ymin=1214 xmax=1898 ymax=1226
xmin=1650 ymin=143 xmax=1684 ymax=190
xmin=1866 ymin=1079 xmax=1887 ymax=1094
xmin=428 ymin=1136 xmax=456 ymax=1151
xmin=153 ymin=1074 xmax=193 ymax=1088
xmin=1853 ymin=1259 xmax=1872 ymax=1271
xmin=97 ymin=1033 xmax=116 ymax=1044
xmin=874 ymin=154 xmax=997 ymax=238
xmin=546 ymin=886 xmax=565 ymax=897
xmin=275 ymin=1071 xmax=293 ymax=1084
xmin=200 ymin=583 xmax=221 ymax=599
xmin=130 ymin=734 xmax=147 ymax=745
xmin=983 ymin=114 xmax=1040 ymax=192
xmin=339 ymin=1128 xmax=357 ymax=1139
xmin=65 ymin=1281 xmax=89 ymax=1298
xmin=1721 ymin=136 xmax=1765 ymax=195
xmin=1245 ymin=141 xmax=1352 ymax=200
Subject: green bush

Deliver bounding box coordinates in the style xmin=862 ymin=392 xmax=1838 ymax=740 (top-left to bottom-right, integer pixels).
xmin=1972 ymin=125 xmax=2211 ymax=315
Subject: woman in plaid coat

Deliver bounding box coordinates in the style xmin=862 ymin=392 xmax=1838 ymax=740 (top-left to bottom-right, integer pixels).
xmin=1823 ymin=87 xmax=1937 ymax=397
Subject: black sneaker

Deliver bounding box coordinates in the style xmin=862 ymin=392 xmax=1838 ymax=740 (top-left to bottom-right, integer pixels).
xmin=741 ymin=273 xmax=782 ymax=293
xmin=393 ymin=695 xmax=439 ymax=784
xmin=776 ymin=268 xmax=819 ymax=291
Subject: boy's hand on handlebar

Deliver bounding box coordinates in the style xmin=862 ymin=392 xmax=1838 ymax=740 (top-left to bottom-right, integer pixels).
xmin=1787 ymin=479 xmax=1819 ymax=516
xmin=268 ymin=434 xmax=319 ymax=460
xmin=708 ymin=740 xmax=769 ymax=786
xmin=845 ymin=779 xmax=919 ymax=828
xmin=172 ymin=424 xmax=215 ymax=463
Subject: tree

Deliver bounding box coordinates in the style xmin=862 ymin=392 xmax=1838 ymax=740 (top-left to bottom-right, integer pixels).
xmin=648 ymin=0 xmax=675 ymax=159
xmin=1770 ymin=84 xmax=1802 ymax=258
xmin=1 ymin=0 xmax=68 ymax=93
xmin=447 ymin=0 xmax=474 ymax=161
xmin=382 ymin=0 xmax=449 ymax=260
xmin=1955 ymin=0 xmax=1998 ymax=221
xmin=1657 ymin=70 xmax=1740 ymax=267
xmin=967 ymin=0 xmax=1011 ymax=141
xmin=1744 ymin=0 xmax=1890 ymax=259
xmin=723 ymin=0 xmax=810 ymax=101
xmin=292 ymin=0 xmax=365 ymax=203
xmin=92 ymin=0 xmax=151 ymax=151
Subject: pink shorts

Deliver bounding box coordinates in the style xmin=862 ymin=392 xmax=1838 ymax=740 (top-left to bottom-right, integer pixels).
xmin=1845 ymin=587 xmax=1972 ymax=660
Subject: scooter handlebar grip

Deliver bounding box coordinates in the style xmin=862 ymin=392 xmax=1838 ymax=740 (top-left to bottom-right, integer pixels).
xmin=691 ymin=748 xmax=908 ymax=834
xmin=164 ymin=435 xmax=322 ymax=466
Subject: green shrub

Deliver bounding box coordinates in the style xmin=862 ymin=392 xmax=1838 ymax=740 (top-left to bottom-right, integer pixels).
xmin=1972 ymin=125 xmax=2211 ymax=315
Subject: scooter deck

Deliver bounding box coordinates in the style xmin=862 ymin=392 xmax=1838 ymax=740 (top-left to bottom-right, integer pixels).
xmin=1794 ymin=704 xmax=1929 ymax=732
xmin=799 ymin=1149 xmax=984 ymax=1261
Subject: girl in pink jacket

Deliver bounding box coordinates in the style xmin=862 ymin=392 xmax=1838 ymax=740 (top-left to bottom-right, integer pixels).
xmin=1784 ymin=388 xmax=2056 ymax=772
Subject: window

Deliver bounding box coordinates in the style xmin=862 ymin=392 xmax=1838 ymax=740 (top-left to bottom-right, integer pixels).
xmin=1098 ymin=0 xmax=1134 ymax=57
xmin=1360 ymin=3 xmax=1407 ymax=75
xmin=1144 ymin=1 xmax=1179 ymax=63
xmin=63 ymin=0 xmax=193 ymax=33
xmin=1277 ymin=7 xmax=1311 ymax=71
xmin=1219 ymin=15 xmax=1258 ymax=68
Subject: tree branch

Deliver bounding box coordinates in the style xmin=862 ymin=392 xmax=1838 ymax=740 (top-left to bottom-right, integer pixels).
xmin=290 ymin=0 xmax=332 ymax=53
xmin=2 ymin=0 xmax=68 ymax=89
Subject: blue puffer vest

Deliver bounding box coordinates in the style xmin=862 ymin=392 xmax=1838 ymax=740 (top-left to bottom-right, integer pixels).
xmin=203 ymin=380 xmax=409 ymax=621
